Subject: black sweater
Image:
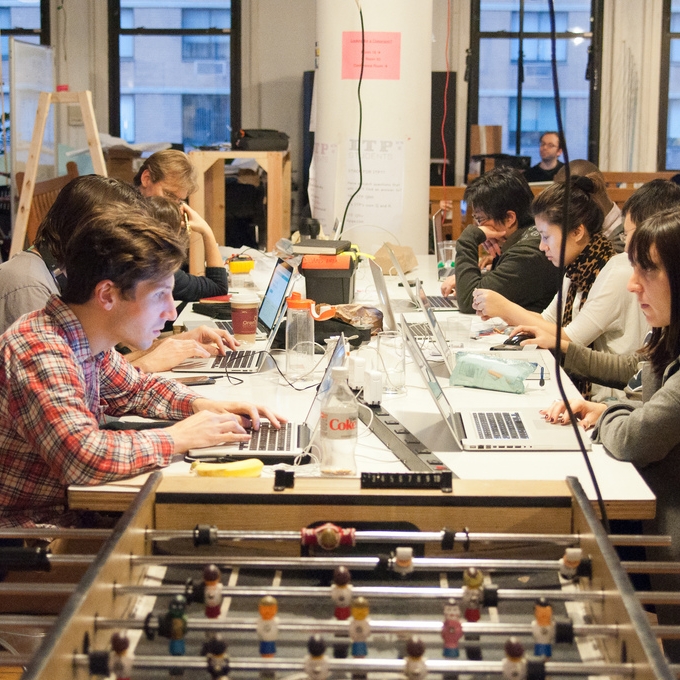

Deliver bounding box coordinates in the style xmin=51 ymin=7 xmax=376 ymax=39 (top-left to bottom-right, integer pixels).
xmin=173 ymin=266 xmax=228 ymax=302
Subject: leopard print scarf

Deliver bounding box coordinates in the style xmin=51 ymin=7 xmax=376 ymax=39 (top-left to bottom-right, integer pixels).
xmin=563 ymin=232 xmax=616 ymax=397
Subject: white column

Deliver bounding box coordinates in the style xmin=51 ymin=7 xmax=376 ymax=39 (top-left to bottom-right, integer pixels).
xmin=310 ymin=0 xmax=433 ymax=254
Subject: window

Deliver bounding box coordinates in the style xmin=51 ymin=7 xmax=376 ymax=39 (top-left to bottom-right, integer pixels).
xmin=511 ymin=12 xmax=567 ymax=63
xmin=182 ymin=9 xmax=230 ymax=61
xmin=109 ymin=1 xmax=240 ymax=151
xmin=119 ymin=8 xmax=134 ymax=60
xmin=468 ymin=0 xmax=601 ymax=170
xmin=659 ymin=0 xmax=680 ymax=169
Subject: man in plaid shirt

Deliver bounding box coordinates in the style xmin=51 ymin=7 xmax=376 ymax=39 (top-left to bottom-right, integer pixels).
xmin=0 ymin=204 xmax=284 ymax=528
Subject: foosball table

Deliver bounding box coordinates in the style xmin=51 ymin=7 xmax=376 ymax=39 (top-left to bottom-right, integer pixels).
xmin=2 ymin=474 xmax=677 ymax=679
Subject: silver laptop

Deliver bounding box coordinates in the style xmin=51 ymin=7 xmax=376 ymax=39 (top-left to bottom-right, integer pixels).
xmin=183 ymin=258 xmax=295 ymax=340
xmin=385 ymin=243 xmax=457 ymax=311
xmin=173 ymin=259 xmax=294 ymax=374
xmin=369 ymin=259 xmax=432 ymax=339
xmin=188 ymin=335 xmax=348 ymax=461
xmin=402 ymin=319 xmax=590 ymax=452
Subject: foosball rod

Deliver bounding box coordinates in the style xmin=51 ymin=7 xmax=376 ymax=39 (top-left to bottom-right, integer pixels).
xmin=71 ymin=652 xmax=649 ymax=677
xmin=0 ymin=526 xmax=670 ymax=548
xmin=148 ymin=526 xmax=672 ymax=548
xmin=91 ymin=614 xmax=651 ymax=639
xmin=4 ymin=581 xmax=680 ymax=607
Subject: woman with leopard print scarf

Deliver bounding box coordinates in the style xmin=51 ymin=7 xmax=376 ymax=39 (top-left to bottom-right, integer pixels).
xmin=471 ymin=177 xmax=648 ymax=400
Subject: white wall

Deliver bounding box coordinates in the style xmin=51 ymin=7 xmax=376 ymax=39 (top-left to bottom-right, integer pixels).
xmin=46 ymin=0 xmax=667 ymax=191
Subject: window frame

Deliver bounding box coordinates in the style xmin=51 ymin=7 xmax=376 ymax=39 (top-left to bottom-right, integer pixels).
xmin=658 ymin=0 xmax=679 ymax=171
xmin=107 ymin=0 xmax=241 ymax=146
xmin=0 ymin=0 xmax=50 ymax=58
xmin=466 ymin=0 xmax=603 ymax=174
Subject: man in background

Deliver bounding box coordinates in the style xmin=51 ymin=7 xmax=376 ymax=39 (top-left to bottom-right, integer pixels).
xmin=523 ymin=131 xmax=564 ymax=182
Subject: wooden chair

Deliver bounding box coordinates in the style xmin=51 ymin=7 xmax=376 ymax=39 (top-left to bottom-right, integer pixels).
xmin=15 ymin=161 xmax=79 ymax=246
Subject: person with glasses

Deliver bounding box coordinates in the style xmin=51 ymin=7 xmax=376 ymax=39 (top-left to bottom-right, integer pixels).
xmin=134 ymin=149 xmax=228 ymax=301
xmin=523 ymin=131 xmax=564 ymax=183
xmin=440 ymin=167 xmax=561 ymax=314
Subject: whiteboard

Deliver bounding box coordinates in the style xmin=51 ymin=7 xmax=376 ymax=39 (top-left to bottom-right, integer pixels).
xmin=10 ymin=38 xmax=55 ymax=188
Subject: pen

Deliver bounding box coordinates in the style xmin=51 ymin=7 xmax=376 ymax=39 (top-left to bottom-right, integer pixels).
xmin=539 ymin=366 xmax=545 ymax=387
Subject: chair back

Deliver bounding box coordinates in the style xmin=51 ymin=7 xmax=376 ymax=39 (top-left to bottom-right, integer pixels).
xmin=15 ymin=161 xmax=79 ymax=246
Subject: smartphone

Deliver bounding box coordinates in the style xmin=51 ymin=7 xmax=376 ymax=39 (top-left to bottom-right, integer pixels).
xmin=398 ymin=279 xmax=417 ymax=287
xmin=175 ymin=376 xmax=216 ymax=386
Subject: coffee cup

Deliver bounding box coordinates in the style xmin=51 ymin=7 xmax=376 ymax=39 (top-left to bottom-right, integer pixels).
xmin=230 ymin=291 xmax=260 ymax=346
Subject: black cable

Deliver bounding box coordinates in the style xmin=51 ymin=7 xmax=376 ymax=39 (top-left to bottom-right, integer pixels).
xmin=547 ymin=0 xmax=610 ymax=533
xmin=337 ymin=5 xmax=365 ymax=239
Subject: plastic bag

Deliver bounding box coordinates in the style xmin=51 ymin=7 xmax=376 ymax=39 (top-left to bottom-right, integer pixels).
xmin=449 ymin=352 xmax=537 ymax=394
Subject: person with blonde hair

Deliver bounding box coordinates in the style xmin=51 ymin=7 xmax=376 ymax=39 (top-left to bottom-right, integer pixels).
xmin=135 ymin=149 xmax=228 ymax=299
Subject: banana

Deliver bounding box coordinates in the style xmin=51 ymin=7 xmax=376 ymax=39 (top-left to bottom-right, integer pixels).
xmin=190 ymin=458 xmax=264 ymax=478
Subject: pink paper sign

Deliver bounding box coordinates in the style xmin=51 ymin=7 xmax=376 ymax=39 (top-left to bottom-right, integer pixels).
xmin=342 ymin=31 xmax=401 ymax=80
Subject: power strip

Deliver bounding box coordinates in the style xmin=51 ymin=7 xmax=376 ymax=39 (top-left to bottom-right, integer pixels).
xmin=357 ymin=398 xmax=456 ymax=476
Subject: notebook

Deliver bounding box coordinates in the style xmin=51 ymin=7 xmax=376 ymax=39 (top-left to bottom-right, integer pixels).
xmin=173 ymin=259 xmax=294 ymax=374
xmin=385 ymin=243 xmax=458 ymax=311
xmin=368 ymin=258 xmax=432 ymax=339
xmin=402 ymin=319 xmax=591 ymax=452
xmin=182 ymin=258 xmax=295 ymax=340
xmin=187 ymin=335 xmax=348 ymax=461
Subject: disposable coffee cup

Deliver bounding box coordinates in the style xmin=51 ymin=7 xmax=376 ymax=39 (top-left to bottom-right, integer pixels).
xmin=230 ymin=291 xmax=260 ymax=346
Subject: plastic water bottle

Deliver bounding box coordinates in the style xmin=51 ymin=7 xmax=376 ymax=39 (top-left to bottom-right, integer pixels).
xmin=319 ymin=366 xmax=358 ymax=476
xmin=285 ymin=292 xmax=315 ymax=379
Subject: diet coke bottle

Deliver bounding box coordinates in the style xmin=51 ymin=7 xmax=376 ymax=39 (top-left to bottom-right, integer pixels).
xmin=319 ymin=366 xmax=358 ymax=476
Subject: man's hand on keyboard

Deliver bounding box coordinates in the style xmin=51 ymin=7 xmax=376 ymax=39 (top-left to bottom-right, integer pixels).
xmin=181 ymin=325 xmax=238 ymax=353
xmin=192 ymin=398 xmax=286 ymax=432
xmin=168 ymin=410 xmax=251 ymax=453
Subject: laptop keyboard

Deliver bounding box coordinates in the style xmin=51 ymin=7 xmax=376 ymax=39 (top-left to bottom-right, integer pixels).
xmin=212 ymin=350 xmax=259 ymax=371
xmin=240 ymin=421 xmax=294 ymax=451
xmin=427 ymin=295 xmax=457 ymax=308
xmin=406 ymin=322 xmax=432 ymax=337
xmin=473 ymin=412 xmax=529 ymax=440
xmin=215 ymin=320 xmax=233 ymax=332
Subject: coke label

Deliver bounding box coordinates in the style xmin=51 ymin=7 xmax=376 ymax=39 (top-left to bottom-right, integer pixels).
xmin=320 ymin=412 xmax=358 ymax=439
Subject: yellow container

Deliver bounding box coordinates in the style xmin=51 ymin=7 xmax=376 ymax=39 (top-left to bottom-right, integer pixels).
xmin=228 ymin=258 xmax=255 ymax=274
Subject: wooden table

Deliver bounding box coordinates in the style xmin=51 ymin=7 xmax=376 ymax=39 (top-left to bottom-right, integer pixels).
xmin=188 ymin=150 xmax=291 ymax=251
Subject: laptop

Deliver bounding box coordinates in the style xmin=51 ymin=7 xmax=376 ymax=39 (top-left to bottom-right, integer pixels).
xmin=401 ymin=319 xmax=590 ymax=452
xmin=187 ymin=335 xmax=348 ymax=461
xmin=369 ymin=258 xmax=432 ymax=339
xmin=173 ymin=259 xmax=295 ymax=374
xmin=385 ymin=243 xmax=457 ymax=311
xmin=183 ymin=258 xmax=295 ymax=340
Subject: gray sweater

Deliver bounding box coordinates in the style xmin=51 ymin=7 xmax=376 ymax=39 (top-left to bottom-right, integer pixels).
xmin=563 ymin=343 xmax=641 ymax=391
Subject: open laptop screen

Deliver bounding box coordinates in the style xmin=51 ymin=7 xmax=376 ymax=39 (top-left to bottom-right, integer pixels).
xmin=258 ymin=259 xmax=294 ymax=331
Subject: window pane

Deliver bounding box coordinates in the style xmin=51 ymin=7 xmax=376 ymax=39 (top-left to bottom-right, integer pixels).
xmin=481 ymin=1 xmax=590 ymax=32
xmin=0 ymin=3 xmax=40 ymax=61
xmin=667 ymin=39 xmax=680 ymax=170
xmin=120 ymin=95 xmax=135 ymax=143
xmin=182 ymin=9 xmax=230 ymax=61
xmin=479 ymin=36 xmax=589 ymax=160
xmin=510 ymin=12 xmax=568 ymax=62
xmin=121 ymin=1 xmax=230 ymax=29
xmin=120 ymin=34 xmax=230 ymax=149
xmin=120 ymin=8 xmax=134 ymax=60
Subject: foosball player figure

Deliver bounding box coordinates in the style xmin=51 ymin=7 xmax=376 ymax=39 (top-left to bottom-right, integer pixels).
xmin=559 ymin=547 xmax=583 ymax=581
xmin=349 ymin=596 xmax=371 ymax=657
xmin=461 ymin=567 xmax=484 ymax=661
xmin=502 ymin=637 xmax=527 ymax=680
xmin=257 ymin=595 xmax=279 ymax=657
xmin=331 ymin=566 xmax=353 ymax=620
xmin=167 ymin=594 xmax=188 ymax=656
xmin=110 ymin=632 xmax=133 ymax=680
xmin=331 ymin=565 xmax=353 ymax=658
xmin=304 ymin=634 xmax=329 ymax=680
xmin=204 ymin=564 xmax=223 ymax=620
xmin=531 ymin=597 xmax=555 ymax=657
xmin=405 ymin=636 xmax=427 ymax=680
xmin=441 ymin=598 xmax=463 ymax=659
xmin=205 ymin=634 xmax=229 ymax=680
xmin=393 ymin=546 xmax=414 ymax=576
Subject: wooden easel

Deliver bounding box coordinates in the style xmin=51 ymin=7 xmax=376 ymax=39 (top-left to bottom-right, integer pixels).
xmin=9 ymin=90 xmax=107 ymax=258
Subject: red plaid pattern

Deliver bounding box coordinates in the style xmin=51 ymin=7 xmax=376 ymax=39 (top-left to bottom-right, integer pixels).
xmin=0 ymin=296 xmax=197 ymax=527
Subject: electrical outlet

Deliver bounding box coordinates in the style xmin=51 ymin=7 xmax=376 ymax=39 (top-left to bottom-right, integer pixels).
xmin=67 ymin=105 xmax=83 ymax=127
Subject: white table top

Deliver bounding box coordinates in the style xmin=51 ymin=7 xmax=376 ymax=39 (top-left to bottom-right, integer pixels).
xmin=70 ymin=252 xmax=654 ymax=511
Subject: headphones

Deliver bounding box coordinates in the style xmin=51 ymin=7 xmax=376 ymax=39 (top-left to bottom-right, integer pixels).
xmin=34 ymin=243 xmax=68 ymax=293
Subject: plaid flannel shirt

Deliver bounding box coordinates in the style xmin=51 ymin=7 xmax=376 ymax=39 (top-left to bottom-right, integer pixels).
xmin=0 ymin=296 xmax=198 ymax=527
